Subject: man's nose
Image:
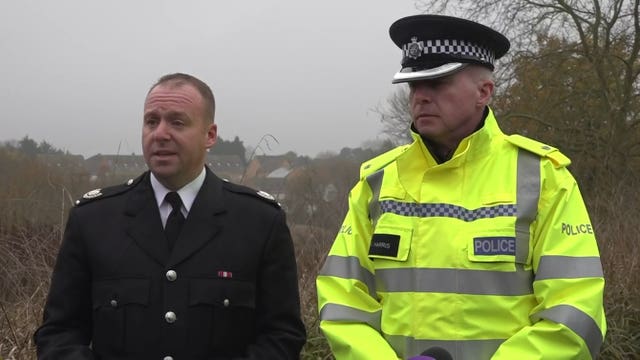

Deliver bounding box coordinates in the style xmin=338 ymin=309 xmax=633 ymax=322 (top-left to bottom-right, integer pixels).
xmin=411 ymin=83 xmax=433 ymax=102
xmin=153 ymin=120 xmax=171 ymax=140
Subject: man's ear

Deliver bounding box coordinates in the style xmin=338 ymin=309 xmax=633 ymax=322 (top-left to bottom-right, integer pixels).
xmin=206 ymin=123 xmax=217 ymax=148
xmin=477 ymin=79 xmax=494 ymax=108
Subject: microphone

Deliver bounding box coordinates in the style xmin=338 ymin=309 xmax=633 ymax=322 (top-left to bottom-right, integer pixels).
xmin=408 ymin=346 xmax=453 ymax=360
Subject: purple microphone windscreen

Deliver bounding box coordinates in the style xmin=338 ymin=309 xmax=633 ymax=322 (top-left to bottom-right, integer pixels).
xmin=421 ymin=346 xmax=453 ymax=360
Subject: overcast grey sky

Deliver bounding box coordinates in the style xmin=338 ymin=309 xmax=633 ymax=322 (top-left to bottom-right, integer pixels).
xmin=0 ymin=1 xmax=419 ymax=158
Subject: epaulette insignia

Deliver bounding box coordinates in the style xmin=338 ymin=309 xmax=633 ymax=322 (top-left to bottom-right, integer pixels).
xmin=82 ymin=189 xmax=102 ymax=199
xmin=257 ymin=190 xmax=276 ymax=201
xmin=223 ymin=181 xmax=281 ymax=208
xmin=75 ymin=177 xmax=141 ymax=207
xmin=506 ymin=135 xmax=571 ymax=168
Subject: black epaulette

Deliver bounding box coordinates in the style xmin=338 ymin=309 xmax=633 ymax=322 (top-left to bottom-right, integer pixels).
xmin=222 ymin=180 xmax=281 ymax=208
xmin=74 ymin=175 xmax=145 ymax=207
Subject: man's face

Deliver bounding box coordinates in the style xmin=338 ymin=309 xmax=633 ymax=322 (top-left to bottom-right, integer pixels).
xmin=142 ymin=83 xmax=216 ymax=190
xmin=409 ymin=68 xmax=486 ymax=146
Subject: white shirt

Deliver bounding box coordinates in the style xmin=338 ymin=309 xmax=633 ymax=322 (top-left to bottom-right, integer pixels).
xmin=150 ymin=168 xmax=206 ymax=228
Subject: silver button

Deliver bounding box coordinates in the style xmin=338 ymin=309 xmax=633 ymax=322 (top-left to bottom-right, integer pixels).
xmin=164 ymin=311 xmax=177 ymax=323
xmin=166 ymin=270 xmax=177 ymax=282
xmin=223 ymin=298 xmax=230 ymax=307
xmin=163 ymin=357 xmax=174 ymax=360
xmin=110 ymin=299 xmax=118 ymax=307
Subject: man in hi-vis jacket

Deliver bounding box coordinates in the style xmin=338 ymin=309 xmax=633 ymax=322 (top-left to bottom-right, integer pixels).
xmin=317 ymin=15 xmax=606 ymax=360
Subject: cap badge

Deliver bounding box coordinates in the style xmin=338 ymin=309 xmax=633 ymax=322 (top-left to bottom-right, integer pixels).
xmin=82 ymin=189 xmax=103 ymax=199
xmin=407 ymin=36 xmax=424 ymax=59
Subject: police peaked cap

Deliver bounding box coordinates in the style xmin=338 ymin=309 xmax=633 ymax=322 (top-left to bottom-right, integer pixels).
xmin=389 ymin=15 xmax=510 ymax=83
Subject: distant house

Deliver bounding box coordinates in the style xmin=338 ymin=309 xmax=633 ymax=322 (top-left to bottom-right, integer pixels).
xmin=84 ymin=154 xmax=147 ymax=181
xmin=243 ymin=155 xmax=291 ymax=182
xmin=242 ymin=155 xmax=295 ymax=202
xmin=36 ymin=153 xmax=89 ymax=180
xmin=205 ymin=153 xmax=245 ymax=183
xmin=83 ymin=153 xmax=246 ymax=183
xmin=37 ymin=153 xmax=86 ymax=170
xmin=260 ymin=167 xmax=292 ymax=202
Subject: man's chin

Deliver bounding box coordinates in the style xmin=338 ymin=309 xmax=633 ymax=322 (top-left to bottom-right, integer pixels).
xmin=415 ymin=127 xmax=439 ymax=137
xmin=150 ymin=170 xmax=183 ymax=190
xmin=149 ymin=165 xmax=178 ymax=179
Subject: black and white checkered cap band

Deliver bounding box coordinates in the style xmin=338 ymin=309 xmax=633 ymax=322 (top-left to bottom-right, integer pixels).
xmin=402 ymin=39 xmax=495 ymax=65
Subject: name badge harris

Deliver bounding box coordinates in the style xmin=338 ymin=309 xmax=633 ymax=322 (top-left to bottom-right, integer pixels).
xmin=369 ymin=234 xmax=400 ymax=257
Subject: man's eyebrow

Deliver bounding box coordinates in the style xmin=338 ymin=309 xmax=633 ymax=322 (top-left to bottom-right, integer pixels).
xmin=143 ymin=110 xmax=187 ymax=118
xmin=164 ymin=110 xmax=188 ymax=118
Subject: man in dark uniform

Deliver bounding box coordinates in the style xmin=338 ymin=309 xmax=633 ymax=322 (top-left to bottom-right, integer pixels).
xmin=34 ymin=73 xmax=306 ymax=359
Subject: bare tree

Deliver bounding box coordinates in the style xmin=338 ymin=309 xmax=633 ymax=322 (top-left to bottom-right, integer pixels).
xmin=372 ymin=85 xmax=413 ymax=146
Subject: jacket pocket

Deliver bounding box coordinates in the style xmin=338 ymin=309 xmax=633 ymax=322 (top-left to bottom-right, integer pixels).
xmin=467 ymin=228 xmax=528 ymax=268
xmin=368 ymin=224 xmax=412 ymax=262
xmin=91 ymin=278 xmax=150 ymax=353
xmin=188 ymin=278 xmax=256 ymax=355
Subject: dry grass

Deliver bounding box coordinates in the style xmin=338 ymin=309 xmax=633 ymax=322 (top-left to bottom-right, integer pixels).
xmin=0 ymin=227 xmax=58 ymax=360
xmin=590 ymin=179 xmax=640 ymax=359
xmin=291 ymin=225 xmax=335 ymax=360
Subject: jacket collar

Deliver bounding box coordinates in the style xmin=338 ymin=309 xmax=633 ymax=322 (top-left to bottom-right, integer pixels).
xmin=124 ymin=168 xmax=226 ymax=267
xmin=397 ymin=107 xmax=505 ymax=201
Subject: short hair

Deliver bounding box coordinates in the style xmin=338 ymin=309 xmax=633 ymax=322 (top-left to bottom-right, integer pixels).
xmin=467 ymin=64 xmax=494 ymax=82
xmin=148 ymin=73 xmax=216 ymax=124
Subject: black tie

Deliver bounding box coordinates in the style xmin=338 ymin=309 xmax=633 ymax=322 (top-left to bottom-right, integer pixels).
xmin=164 ymin=192 xmax=185 ymax=251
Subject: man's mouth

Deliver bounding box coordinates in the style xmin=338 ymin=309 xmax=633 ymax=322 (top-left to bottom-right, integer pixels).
xmin=152 ymin=151 xmax=176 ymax=158
xmin=416 ymin=113 xmax=437 ymax=120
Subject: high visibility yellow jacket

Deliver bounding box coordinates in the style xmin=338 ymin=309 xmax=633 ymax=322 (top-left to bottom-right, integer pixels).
xmin=317 ymin=108 xmax=606 ymax=360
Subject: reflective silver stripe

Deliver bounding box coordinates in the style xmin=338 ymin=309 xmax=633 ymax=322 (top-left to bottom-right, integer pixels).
xmin=532 ymin=304 xmax=603 ymax=358
xmin=319 ymin=255 xmax=377 ymax=298
xmin=319 ymin=303 xmax=382 ymax=332
xmin=376 ymin=267 xmax=533 ymax=295
xmin=366 ymin=169 xmax=384 ymax=226
xmin=385 ymin=335 xmax=504 ymax=359
xmin=535 ymin=256 xmax=604 ymax=281
xmin=379 ymin=201 xmax=516 ymax=220
xmin=516 ymin=149 xmax=539 ymax=264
